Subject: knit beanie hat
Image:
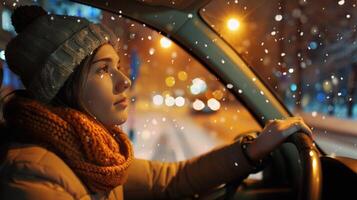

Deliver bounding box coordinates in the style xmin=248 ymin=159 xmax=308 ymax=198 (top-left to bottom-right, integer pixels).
xmin=5 ymin=5 xmax=118 ymax=103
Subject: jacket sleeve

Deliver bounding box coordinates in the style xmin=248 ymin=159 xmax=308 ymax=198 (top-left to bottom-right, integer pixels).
xmin=123 ymin=139 xmax=254 ymax=199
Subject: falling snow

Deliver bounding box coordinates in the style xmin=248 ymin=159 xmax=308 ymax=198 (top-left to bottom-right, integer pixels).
xmin=2 ymin=0 xmax=354 ymax=163
xmin=275 ymin=14 xmax=283 ymax=21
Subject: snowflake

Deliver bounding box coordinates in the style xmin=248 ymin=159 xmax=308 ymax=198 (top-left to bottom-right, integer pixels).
xmin=275 ymin=14 xmax=283 ymax=21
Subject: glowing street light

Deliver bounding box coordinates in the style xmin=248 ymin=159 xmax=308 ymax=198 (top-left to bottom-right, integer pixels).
xmin=207 ymin=98 xmax=221 ymax=111
xmin=175 ymin=96 xmax=185 ymax=107
xmin=227 ymin=18 xmax=240 ymax=31
xmin=165 ymin=76 xmax=176 ymax=87
xmin=190 ymin=78 xmax=207 ymax=95
xmin=192 ymin=99 xmax=205 ymax=111
xmin=153 ymin=94 xmax=164 ymax=106
xmin=160 ymin=37 xmax=172 ymax=48
xmin=178 ymin=71 xmax=187 ymax=81
xmin=165 ymin=96 xmax=175 ymax=107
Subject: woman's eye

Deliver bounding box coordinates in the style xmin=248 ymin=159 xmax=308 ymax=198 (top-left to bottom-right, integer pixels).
xmin=98 ymin=65 xmax=109 ymax=74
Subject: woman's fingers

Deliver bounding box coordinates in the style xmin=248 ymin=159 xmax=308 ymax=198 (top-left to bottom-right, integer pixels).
xmin=255 ymin=117 xmax=314 ymax=161
xmin=266 ymin=117 xmax=313 ymax=138
xmin=296 ymin=121 xmax=313 ymax=137
xmin=289 ymin=118 xmax=313 ymax=137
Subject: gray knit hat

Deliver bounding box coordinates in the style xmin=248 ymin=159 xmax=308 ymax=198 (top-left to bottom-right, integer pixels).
xmin=5 ymin=5 xmax=118 ymax=103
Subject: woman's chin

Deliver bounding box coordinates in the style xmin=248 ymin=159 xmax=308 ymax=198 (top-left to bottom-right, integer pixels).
xmin=94 ymin=109 xmax=128 ymax=127
xmin=103 ymin=118 xmax=127 ymax=128
xmin=111 ymin=114 xmax=128 ymax=126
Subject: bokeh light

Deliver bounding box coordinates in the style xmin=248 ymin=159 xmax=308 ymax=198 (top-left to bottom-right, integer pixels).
xmin=160 ymin=37 xmax=172 ymax=48
xmin=207 ymin=98 xmax=221 ymax=111
xmin=165 ymin=76 xmax=176 ymax=87
xmin=178 ymin=71 xmax=188 ymax=81
xmin=227 ymin=18 xmax=240 ymax=31
xmin=192 ymin=99 xmax=205 ymax=111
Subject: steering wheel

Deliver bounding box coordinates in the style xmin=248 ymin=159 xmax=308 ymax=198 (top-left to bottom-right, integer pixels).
xmin=288 ymin=132 xmax=322 ymax=200
xmin=216 ymin=132 xmax=322 ymax=200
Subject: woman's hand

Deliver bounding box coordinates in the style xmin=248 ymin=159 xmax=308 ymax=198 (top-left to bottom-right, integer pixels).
xmin=246 ymin=117 xmax=313 ymax=162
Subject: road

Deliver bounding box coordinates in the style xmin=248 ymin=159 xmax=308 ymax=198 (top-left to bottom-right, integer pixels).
xmin=121 ymin=103 xmax=357 ymax=162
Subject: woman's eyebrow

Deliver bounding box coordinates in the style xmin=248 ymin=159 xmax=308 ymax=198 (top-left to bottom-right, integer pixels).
xmin=91 ymin=57 xmax=120 ymax=65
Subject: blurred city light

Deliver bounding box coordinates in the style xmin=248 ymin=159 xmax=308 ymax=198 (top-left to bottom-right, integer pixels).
xmin=207 ymin=98 xmax=221 ymax=111
xmin=165 ymin=96 xmax=175 ymax=106
xmin=190 ymin=78 xmax=207 ymax=95
xmin=153 ymin=94 xmax=164 ymax=106
xmin=308 ymin=41 xmax=318 ymax=50
xmin=332 ymin=76 xmax=339 ymax=85
xmin=178 ymin=71 xmax=188 ymax=81
xmin=165 ymin=76 xmax=176 ymax=87
xmin=290 ymin=84 xmax=297 ymax=92
xmin=323 ymin=80 xmax=332 ymax=92
xmin=212 ymin=90 xmax=224 ymax=100
xmin=227 ymin=18 xmax=240 ymax=31
xmin=160 ymin=37 xmax=172 ymax=48
xmin=192 ymin=99 xmax=205 ymax=111
xmin=175 ymin=96 xmax=185 ymax=107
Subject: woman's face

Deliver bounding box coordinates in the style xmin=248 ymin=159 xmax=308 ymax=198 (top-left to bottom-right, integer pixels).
xmin=80 ymin=44 xmax=131 ymax=127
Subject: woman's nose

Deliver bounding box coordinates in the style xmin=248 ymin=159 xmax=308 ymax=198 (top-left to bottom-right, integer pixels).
xmin=114 ymin=71 xmax=131 ymax=93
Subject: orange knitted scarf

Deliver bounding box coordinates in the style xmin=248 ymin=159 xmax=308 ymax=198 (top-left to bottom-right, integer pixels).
xmin=3 ymin=96 xmax=134 ymax=193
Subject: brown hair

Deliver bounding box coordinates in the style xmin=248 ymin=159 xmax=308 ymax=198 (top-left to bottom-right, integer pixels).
xmin=50 ymin=48 xmax=99 ymax=114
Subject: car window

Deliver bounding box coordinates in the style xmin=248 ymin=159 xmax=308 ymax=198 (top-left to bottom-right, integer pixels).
xmin=201 ymin=0 xmax=357 ymax=118
xmin=200 ymin=0 xmax=357 ymax=159
xmin=100 ymin=11 xmax=262 ymax=162
xmin=0 ymin=1 xmax=261 ymax=162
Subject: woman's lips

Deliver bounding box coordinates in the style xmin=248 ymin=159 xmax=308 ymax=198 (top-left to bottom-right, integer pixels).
xmin=114 ymin=97 xmax=129 ymax=108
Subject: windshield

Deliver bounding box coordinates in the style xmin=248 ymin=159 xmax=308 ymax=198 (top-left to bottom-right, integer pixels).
xmin=200 ymin=0 xmax=357 ymax=158
xmin=0 ymin=0 xmax=261 ymax=163
xmin=201 ymin=0 xmax=357 ymax=117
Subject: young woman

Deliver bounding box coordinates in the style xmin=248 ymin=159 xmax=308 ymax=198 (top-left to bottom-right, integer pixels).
xmin=0 ymin=5 xmax=312 ymax=200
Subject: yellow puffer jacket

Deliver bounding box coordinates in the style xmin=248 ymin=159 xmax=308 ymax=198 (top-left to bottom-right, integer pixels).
xmin=0 ymin=140 xmax=253 ymax=200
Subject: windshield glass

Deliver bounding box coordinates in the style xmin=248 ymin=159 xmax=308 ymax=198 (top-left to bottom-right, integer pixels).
xmin=0 ymin=0 xmax=261 ymax=163
xmin=200 ymin=0 xmax=357 ymax=158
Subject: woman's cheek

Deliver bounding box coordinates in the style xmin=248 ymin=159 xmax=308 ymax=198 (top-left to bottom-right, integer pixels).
xmin=96 ymin=77 xmax=116 ymax=106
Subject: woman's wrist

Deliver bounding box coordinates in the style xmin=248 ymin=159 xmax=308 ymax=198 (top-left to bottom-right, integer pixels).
xmin=241 ymin=135 xmax=259 ymax=163
xmin=240 ymin=135 xmax=270 ymax=173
